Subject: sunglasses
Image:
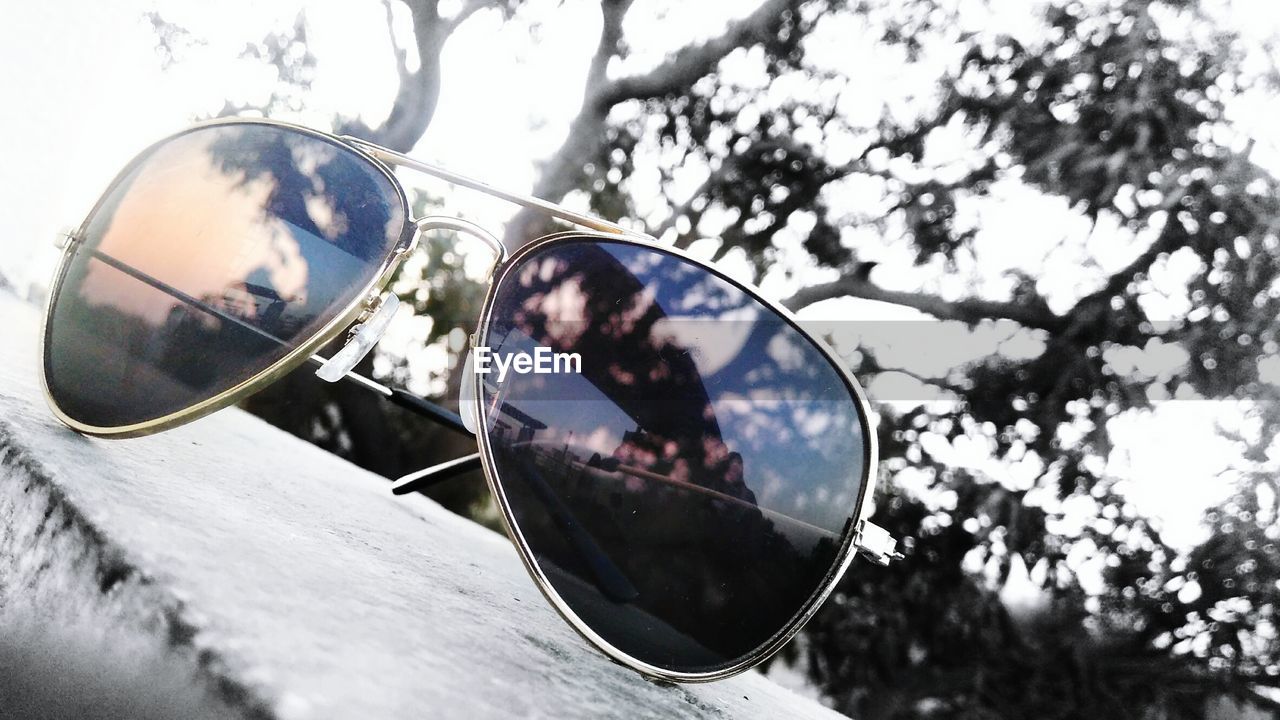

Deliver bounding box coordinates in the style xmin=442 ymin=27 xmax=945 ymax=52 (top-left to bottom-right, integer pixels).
xmin=40 ymin=118 xmax=900 ymax=682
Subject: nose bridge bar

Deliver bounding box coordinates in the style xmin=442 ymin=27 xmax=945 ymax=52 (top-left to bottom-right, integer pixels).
xmin=414 ymin=215 xmax=508 ymax=269
xmin=343 ymin=137 xmax=649 ymax=240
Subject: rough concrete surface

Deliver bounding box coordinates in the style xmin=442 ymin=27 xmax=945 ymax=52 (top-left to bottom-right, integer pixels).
xmin=0 ymin=295 xmax=847 ymax=720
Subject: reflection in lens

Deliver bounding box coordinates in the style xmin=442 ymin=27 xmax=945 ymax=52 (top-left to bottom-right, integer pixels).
xmin=480 ymin=239 xmax=869 ymax=674
xmin=45 ymin=123 xmax=406 ymax=429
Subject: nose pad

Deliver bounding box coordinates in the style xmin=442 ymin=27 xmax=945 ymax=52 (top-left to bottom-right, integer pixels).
xmin=458 ymin=346 xmax=479 ymax=434
xmin=315 ymin=293 xmax=400 ymax=382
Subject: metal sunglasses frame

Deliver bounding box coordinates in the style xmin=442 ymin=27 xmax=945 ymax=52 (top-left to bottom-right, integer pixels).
xmin=40 ymin=117 xmax=900 ymax=683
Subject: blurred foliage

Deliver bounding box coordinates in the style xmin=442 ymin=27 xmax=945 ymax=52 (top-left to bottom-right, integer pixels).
xmin=157 ymin=0 xmax=1280 ymax=716
xmin=565 ymin=0 xmax=1280 ymax=716
xmin=772 ymin=1 xmax=1278 ymax=717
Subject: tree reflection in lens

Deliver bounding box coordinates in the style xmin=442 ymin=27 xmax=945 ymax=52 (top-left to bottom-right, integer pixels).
xmin=482 ymin=240 xmax=868 ymax=674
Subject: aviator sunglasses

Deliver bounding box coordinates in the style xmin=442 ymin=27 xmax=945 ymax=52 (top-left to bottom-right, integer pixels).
xmin=41 ymin=118 xmax=901 ymax=682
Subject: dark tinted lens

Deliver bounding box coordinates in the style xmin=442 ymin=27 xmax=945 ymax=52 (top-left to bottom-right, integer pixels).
xmin=480 ymin=239 xmax=868 ymax=674
xmin=45 ymin=123 xmax=406 ymax=429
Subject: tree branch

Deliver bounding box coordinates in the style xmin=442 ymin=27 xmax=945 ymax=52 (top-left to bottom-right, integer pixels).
xmin=781 ymin=175 xmax=1187 ymax=334
xmin=588 ymin=0 xmax=632 ymax=88
xmin=593 ymin=0 xmax=798 ymax=108
xmin=444 ymin=0 xmax=495 ymax=34
xmin=1240 ymin=684 xmax=1280 ymax=715
xmin=344 ymin=0 xmax=511 ymax=151
xmin=382 ymin=0 xmax=411 ymax=81
xmin=655 ymin=173 xmax=712 ymax=246
xmin=503 ymin=0 xmax=802 ymax=248
xmin=857 ymin=347 xmax=968 ymax=396
xmin=782 ymin=275 xmax=1066 ymax=332
xmin=502 ymin=0 xmax=637 ymax=246
xmin=1054 ymin=185 xmax=1191 ymax=341
xmin=1071 ymin=185 xmax=1190 ymax=315
xmin=339 ymin=0 xmax=450 ymax=152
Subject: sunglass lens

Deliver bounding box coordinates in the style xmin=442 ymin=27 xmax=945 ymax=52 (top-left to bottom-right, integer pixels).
xmin=477 ymin=238 xmax=870 ymax=675
xmin=44 ymin=123 xmax=407 ymax=430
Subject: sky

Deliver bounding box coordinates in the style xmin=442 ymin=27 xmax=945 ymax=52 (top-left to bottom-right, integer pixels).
xmin=2 ymin=0 xmax=1278 ymax=557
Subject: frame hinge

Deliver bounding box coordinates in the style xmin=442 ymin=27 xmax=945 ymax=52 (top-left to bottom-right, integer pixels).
xmin=54 ymin=227 xmax=79 ymax=250
xmin=854 ymin=520 xmax=903 ymax=566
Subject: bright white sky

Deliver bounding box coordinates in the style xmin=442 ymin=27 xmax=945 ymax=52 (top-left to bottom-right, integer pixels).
xmin=3 ymin=0 xmax=1278 ymax=555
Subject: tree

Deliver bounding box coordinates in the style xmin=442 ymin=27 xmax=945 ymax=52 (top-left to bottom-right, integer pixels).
xmin=152 ymin=0 xmax=1280 ymax=716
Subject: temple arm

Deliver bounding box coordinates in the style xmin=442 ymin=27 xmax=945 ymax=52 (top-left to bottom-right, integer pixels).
xmin=308 ymin=357 xmax=470 ymax=437
xmin=390 ymin=452 xmax=482 ymax=493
